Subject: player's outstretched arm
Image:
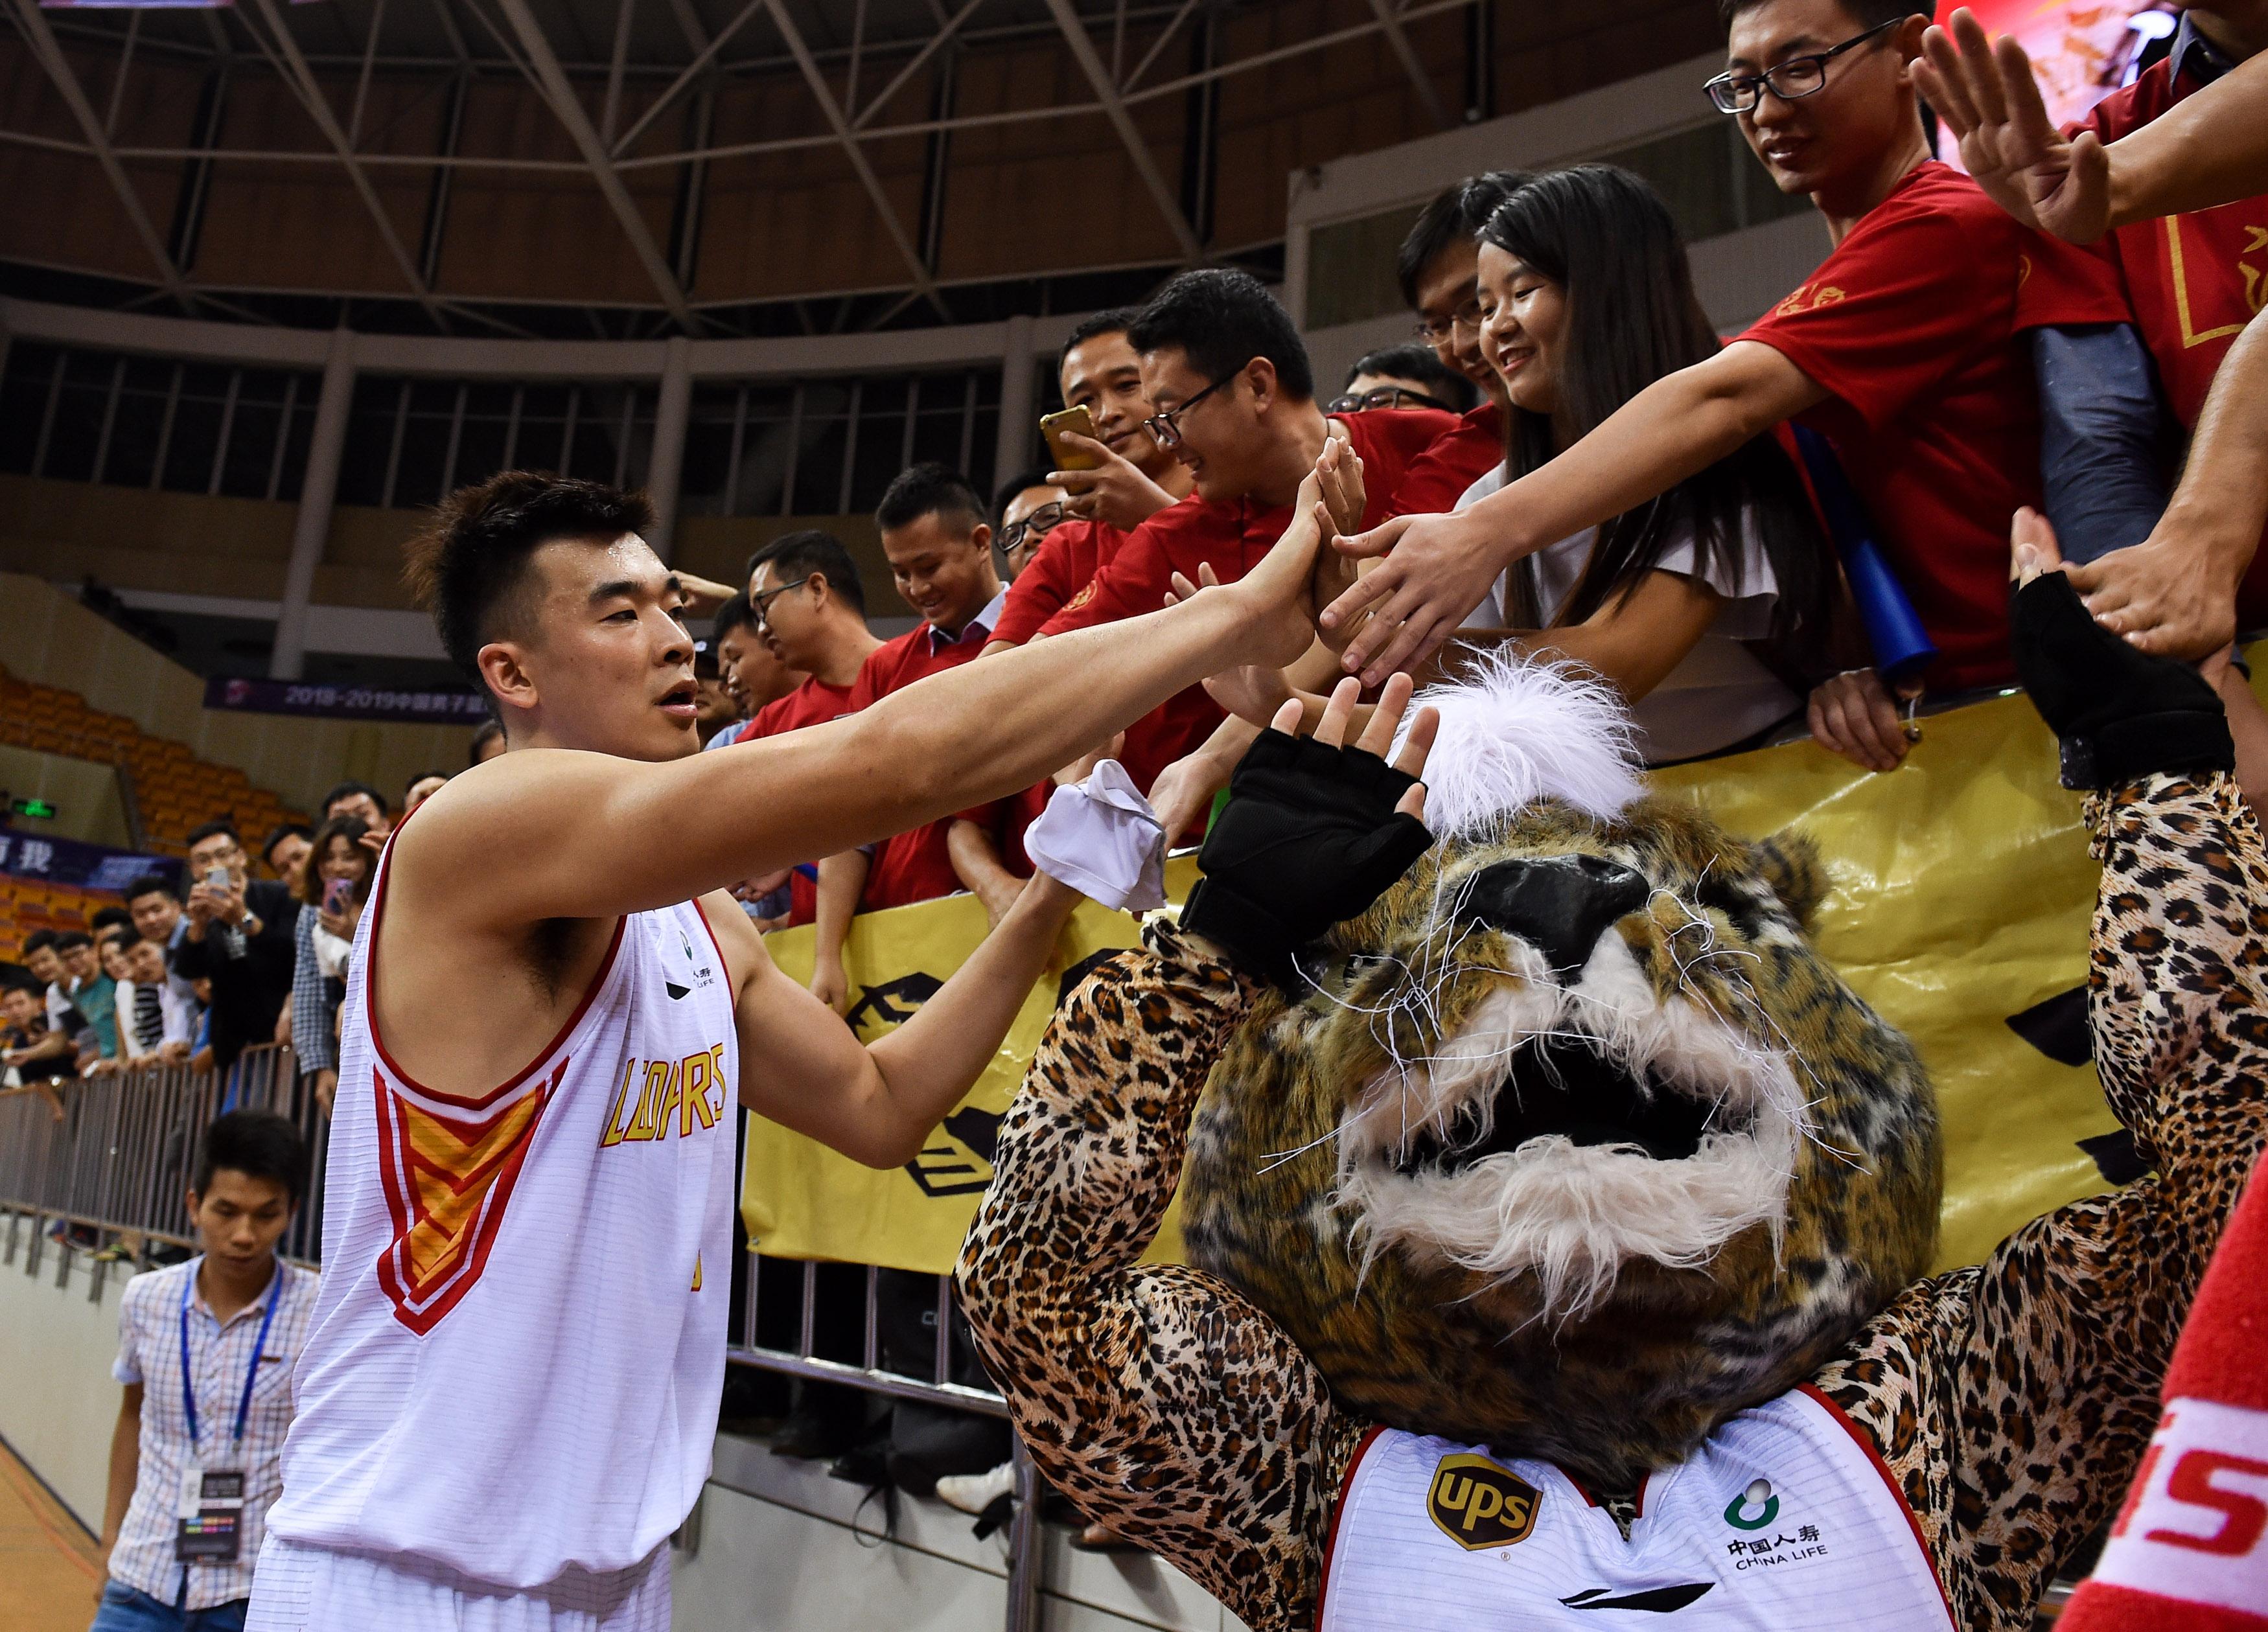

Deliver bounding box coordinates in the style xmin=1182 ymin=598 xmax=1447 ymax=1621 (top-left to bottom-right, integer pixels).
xmin=709 ymin=869 xmax=1082 ymax=1168
xmin=1319 ymin=340 xmax=1822 ymax=684
xmin=401 ymin=500 xmax=1325 ymax=935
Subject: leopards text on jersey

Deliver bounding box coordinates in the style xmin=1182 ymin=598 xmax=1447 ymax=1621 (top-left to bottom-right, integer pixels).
xmin=261 ymin=827 xmax=739 ymax=1591
xmin=1318 ymin=1385 xmax=1952 ymax=1631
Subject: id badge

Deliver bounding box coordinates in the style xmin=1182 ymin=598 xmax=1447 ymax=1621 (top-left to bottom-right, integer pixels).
xmin=174 ymin=1467 xmax=245 ymax=1563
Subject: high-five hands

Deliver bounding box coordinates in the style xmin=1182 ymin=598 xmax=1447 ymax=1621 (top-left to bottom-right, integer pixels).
xmin=1180 ymin=674 xmax=1437 ymax=980
xmin=1912 ymin=9 xmax=2112 ymax=244
xmin=1315 ymin=508 xmax=1497 ymax=685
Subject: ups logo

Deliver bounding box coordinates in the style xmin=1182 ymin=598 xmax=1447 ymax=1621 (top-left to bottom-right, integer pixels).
xmin=1427 ymin=1454 xmax=1541 ymax=1550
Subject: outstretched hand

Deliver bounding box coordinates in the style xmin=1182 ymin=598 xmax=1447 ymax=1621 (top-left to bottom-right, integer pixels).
xmin=1221 ymin=470 xmax=1334 ymax=670
xmin=1319 ymin=509 xmax=1496 ymax=684
xmin=1180 ymin=674 xmax=1437 ymax=978
xmin=1314 ymin=429 xmax=1368 ymax=537
xmin=1914 ymin=8 xmax=2112 ymax=243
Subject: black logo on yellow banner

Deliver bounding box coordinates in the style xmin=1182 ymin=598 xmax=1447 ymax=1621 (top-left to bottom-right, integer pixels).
xmin=905 ymin=1106 xmax=1002 ymax=1198
xmin=1427 ymin=1453 xmax=1540 ymax=1550
xmin=846 ymin=972 xmax=945 ymax=1035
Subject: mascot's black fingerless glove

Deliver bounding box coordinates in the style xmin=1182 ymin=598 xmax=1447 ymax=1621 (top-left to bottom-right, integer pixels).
xmin=2011 ymin=571 xmax=2234 ymax=790
xmin=1181 ymin=731 xmax=1434 ymax=982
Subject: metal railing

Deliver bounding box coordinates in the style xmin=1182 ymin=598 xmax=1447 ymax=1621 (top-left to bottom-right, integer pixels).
xmin=0 ymin=1044 xmax=325 ymax=1269
xmin=725 ymin=1255 xmax=1041 ymax=1631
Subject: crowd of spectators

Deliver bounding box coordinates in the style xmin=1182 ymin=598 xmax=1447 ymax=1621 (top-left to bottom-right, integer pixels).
xmin=0 ymin=765 xmax=477 ymax=1127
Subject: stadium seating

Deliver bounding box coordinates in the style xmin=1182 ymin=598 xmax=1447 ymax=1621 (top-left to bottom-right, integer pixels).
xmin=0 ymin=663 xmax=307 ymax=961
xmin=0 ymin=875 xmax=119 ymax=966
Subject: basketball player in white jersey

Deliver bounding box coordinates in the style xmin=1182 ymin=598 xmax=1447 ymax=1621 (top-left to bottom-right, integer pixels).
xmin=244 ymin=470 xmax=1328 ymax=1630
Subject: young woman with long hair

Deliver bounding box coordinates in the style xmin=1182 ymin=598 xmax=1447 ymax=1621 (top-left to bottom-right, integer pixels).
xmin=1208 ymin=165 xmax=1840 ymax=766
xmin=1446 ymin=163 xmax=1834 ymax=761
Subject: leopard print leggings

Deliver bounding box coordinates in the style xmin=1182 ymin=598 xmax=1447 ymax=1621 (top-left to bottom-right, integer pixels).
xmin=955 ymin=772 xmax=2268 ymax=1632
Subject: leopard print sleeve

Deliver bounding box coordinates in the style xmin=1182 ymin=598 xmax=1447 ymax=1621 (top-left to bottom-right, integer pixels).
xmin=1816 ymin=770 xmax=2268 ymax=1629
xmin=955 ymin=923 xmax=1365 ymax=1632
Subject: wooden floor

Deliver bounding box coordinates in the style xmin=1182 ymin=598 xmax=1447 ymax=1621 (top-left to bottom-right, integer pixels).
xmin=0 ymin=1436 xmax=104 ymax=1632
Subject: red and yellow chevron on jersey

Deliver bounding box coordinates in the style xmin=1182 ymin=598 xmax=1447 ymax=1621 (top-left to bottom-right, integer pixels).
xmin=373 ymin=1057 xmax=559 ymax=1336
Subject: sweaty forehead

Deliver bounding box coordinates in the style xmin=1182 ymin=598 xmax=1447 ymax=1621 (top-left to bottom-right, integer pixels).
xmin=530 ymin=533 xmax=663 ymax=604
xmin=1139 ymin=346 xmax=1206 ymax=401
xmin=1062 ymin=330 xmax=1139 ymax=389
xmin=1726 ymin=0 xmax=1856 ymax=64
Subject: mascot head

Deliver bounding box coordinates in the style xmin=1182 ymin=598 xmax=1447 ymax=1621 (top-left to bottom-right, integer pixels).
xmin=1181 ymin=657 xmax=1941 ymax=1486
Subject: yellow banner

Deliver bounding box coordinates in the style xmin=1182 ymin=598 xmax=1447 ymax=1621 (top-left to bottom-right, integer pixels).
xmin=747 ymin=686 xmax=2136 ymax=1276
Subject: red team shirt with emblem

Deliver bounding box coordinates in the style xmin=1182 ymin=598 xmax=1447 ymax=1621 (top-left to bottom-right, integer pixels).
xmin=2057 ymin=57 xmax=2268 ymax=625
xmin=1741 ymin=161 xmax=2108 ymax=689
xmin=992 ymin=519 xmax=1126 ymax=647
xmin=1029 ymin=408 xmax=1461 ymax=796
xmin=844 ymin=622 xmax=991 ymax=908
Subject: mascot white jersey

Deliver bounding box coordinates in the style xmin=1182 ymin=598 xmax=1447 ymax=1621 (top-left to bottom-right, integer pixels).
xmin=1320 ymin=1389 xmax=1952 ymax=1631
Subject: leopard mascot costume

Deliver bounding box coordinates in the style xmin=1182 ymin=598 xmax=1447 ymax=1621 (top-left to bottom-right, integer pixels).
xmin=955 ymin=573 xmax=2268 ymax=1631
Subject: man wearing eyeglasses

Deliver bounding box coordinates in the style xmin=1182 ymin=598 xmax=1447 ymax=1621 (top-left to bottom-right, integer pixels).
xmin=1380 ymin=173 xmax=1534 ymax=519
xmin=979 ymin=309 xmax=1201 ymax=814
xmin=986 ymin=308 xmax=1199 ymax=662
xmin=1012 ymin=270 xmax=1458 ymax=829
xmin=730 ymin=532 xmax=883 ymax=928
xmin=1037 ymin=270 xmax=1459 ymax=645
xmin=993 ymin=472 xmax=1069 ymax=581
xmin=1324 ymin=0 xmax=2115 ymax=772
xmin=1333 ymin=346 xmax=1476 ymax=419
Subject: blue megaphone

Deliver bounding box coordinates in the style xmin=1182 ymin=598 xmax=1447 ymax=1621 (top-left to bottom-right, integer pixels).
xmin=1790 ymin=426 xmax=1936 ymax=689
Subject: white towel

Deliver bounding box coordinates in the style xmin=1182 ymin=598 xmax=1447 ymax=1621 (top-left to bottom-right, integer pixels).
xmin=1024 ymin=760 xmax=1168 ymax=912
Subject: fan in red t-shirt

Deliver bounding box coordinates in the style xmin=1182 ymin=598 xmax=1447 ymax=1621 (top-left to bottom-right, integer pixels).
xmin=1019 ymin=269 xmax=1463 ymax=833
xmin=804 ymin=466 xmax=1017 ymax=1015
xmin=1917 ymin=10 xmax=2268 ymax=614
xmin=1906 ymin=7 xmax=2268 ymax=803
xmin=1317 ymin=0 xmax=2127 ymax=778
xmin=987 ymin=309 xmax=1198 ymax=650
xmin=726 ymin=530 xmax=883 ymax=929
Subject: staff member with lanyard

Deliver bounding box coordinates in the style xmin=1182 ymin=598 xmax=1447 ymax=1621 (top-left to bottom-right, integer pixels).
xmin=95 ymin=1112 xmax=316 ymax=1632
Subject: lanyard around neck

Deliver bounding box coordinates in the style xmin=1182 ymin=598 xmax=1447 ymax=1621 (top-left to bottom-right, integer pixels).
xmin=179 ymin=1264 xmax=283 ymax=1460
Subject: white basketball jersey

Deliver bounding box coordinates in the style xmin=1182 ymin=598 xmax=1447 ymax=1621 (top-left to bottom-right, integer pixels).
xmin=266 ymin=829 xmax=739 ymax=1591
xmin=1319 ymin=1386 xmax=1953 ymax=1632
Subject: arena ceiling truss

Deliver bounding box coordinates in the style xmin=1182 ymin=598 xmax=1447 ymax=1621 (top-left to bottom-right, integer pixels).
xmin=1 ymin=0 xmax=1499 ymax=337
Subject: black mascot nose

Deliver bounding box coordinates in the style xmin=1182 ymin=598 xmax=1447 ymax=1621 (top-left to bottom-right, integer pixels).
xmin=1461 ymin=854 xmax=1652 ymax=976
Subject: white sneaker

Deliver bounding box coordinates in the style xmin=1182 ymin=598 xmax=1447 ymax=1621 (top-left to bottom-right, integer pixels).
xmin=934 ymin=1460 xmax=1015 ymax=1515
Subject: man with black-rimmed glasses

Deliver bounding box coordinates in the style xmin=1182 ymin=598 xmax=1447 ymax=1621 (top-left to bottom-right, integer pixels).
xmin=1024 ymin=270 xmax=1460 ymax=831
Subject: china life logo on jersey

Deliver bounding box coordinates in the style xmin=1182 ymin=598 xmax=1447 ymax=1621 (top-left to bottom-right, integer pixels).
xmin=665 ymin=922 xmax=721 ymax=1001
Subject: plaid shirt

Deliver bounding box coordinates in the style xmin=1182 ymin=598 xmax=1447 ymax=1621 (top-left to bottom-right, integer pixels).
xmin=110 ymin=1257 xmax=320 ymax=1608
xmin=289 ymin=906 xmax=336 ymax=1074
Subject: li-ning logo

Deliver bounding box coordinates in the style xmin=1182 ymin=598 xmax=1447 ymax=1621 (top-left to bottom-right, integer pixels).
xmin=1427 ymin=1454 xmax=1541 ymax=1550
xmin=1724 ymin=1477 xmax=1781 ymax=1531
